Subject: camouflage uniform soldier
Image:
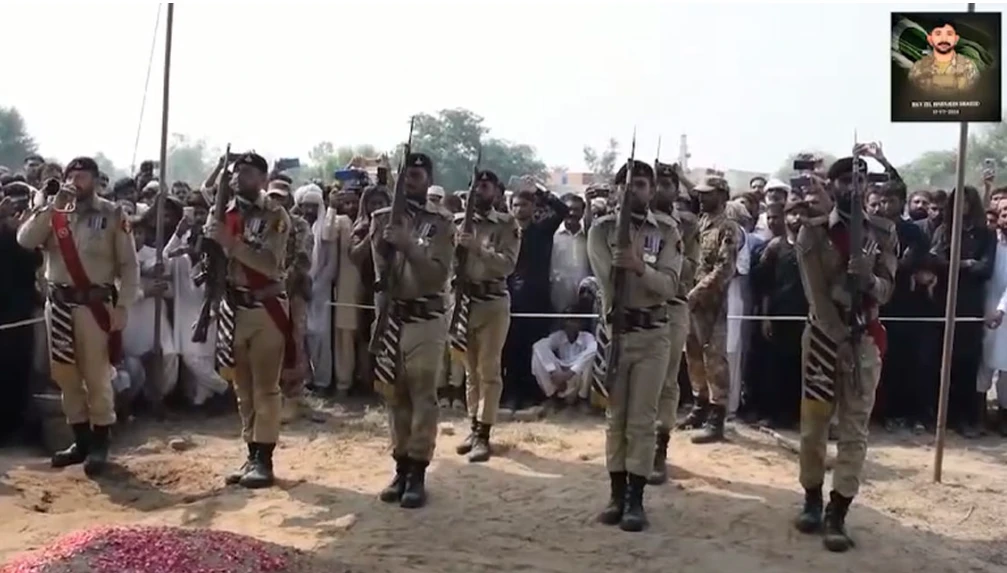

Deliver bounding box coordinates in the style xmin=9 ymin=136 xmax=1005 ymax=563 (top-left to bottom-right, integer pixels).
xmin=907 ymin=21 xmax=979 ymax=92
xmin=371 ymin=153 xmax=455 ymax=509
xmin=588 ymin=160 xmax=683 ymax=533
xmin=793 ymin=157 xmax=896 ymax=553
xmin=649 ymin=161 xmax=698 ymax=485
xmin=679 ymin=176 xmax=738 ymax=445
xmin=451 ymin=169 xmax=520 ymax=463
xmin=17 ymin=156 xmax=139 ymax=477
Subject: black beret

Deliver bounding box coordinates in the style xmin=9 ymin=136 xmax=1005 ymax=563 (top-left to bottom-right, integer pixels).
xmin=112 ymin=177 xmax=137 ymax=195
xmin=2 ymin=181 xmax=32 ymax=199
xmin=234 ymin=152 xmax=269 ymax=174
xmin=406 ymin=153 xmax=433 ymax=173
xmin=827 ymin=156 xmax=868 ymax=181
xmin=614 ymin=160 xmax=655 ymax=185
xmin=64 ymin=156 xmax=99 ymax=177
xmin=655 ymin=161 xmax=678 ymax=180
xmin=475 ymin=169 xmax=500 ymax=186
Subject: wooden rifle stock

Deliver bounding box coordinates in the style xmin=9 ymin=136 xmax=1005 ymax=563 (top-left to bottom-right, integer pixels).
xmin=602 ymin=133 xmax=637 ymax=392
xmin=448 ymin=148 xmax=483 ymax=331
xmin=368 ymin=118 xmax=416 ymax=354
xmin=191 ymin=143 xmax=233 ymax=344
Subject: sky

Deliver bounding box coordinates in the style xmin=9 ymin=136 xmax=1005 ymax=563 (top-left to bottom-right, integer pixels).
xmin=1 ymin=0 xmax=1001 ymax=175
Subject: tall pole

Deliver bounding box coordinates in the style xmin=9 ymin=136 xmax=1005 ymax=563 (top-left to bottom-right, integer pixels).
xmin=152 ymin=2 xmax=174 ymax=403
xmin=933 ymin=1 xmax=975 ymax=484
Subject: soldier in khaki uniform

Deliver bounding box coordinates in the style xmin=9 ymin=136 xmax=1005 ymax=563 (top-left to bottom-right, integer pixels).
xmin=908 ymin=21 xmax=980 ymax=93
xmin=793 ymin=157 xmax=896 ymax=553
xmin=205 ymin=153 xmax=293 ymax=489
xmin=451 ymin=169 xmax=520 ymax=463
xmin=371 ymin=153 xmax=455 ymax=509
xmin=588 ymin=160 xmax=683 ymax=533
xmin=679 ymin=176 xmax=738 ymax=444
xmin=17 ymin=156 xmax=139 ymax=477
xmin=648 ymin=161 xmax=698 ymax=485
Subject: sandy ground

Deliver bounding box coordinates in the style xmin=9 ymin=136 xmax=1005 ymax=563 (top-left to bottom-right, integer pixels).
xmin=1 ymin=402 xmax=1006 ymax=573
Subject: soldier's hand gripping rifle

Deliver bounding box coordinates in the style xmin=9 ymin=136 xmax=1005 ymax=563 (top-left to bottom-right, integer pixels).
xmin=848 ymin=139 xmax=865 ymax=392
xmin=191 ymin=143 xmax=233 ymax=343
xmin=448 ymin=147 xmax=482 ymax=338
xmin=368 ymin=118 xmax=416 ymax=354
xmin=603 ymin=130 xmax=637 ymax=393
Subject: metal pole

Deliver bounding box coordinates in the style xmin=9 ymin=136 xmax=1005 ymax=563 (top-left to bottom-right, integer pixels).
xmin=151 ymin=2 xmax=173 ymax=399
xmin=933 ymin=1 xmax=975 ymax=483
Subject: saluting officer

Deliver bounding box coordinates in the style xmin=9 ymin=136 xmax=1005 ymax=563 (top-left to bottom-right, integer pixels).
xmin=206 ymin=152 xmax=294 ymax=490
xmin=17 ymin=156 xmax=139 ymax=477
xmin=371 ymin=152 xmax=455 ymax=509
xmin=451 ymin=169 xmax=520 ymax=463
xmin=588 ymin=159 xmax=683 ymax=532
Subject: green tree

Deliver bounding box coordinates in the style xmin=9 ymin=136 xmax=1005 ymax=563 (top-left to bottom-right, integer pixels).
xmin=305 ymin=141 xmax=381 ymax=182
xmin=897 ymin=121 xmax=1007 ymax=190
xmin=0 ymin=106 xmax=39 ymax=169
xmin=164 ymin=134 xmax=216 ymax=186
xmin=773 ymin=151 xmax=838 ymax=179
xmin=583 ymin=138 xmax=619 ymax=183
xmin=408 ymin=108 xmax=546 ymax=191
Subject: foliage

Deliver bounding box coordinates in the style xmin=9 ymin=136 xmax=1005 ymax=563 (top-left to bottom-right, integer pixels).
xmin=305 ymin=142 xmax=380 ymax=182
xmin=93 ymin=152 xmax=130 ymax=181
xmin=897 ymin=122 xmax=1007 ymax=190
xmin=164 ymin=134 xmax=216 ymax=187
xmin=406 ymin=109 xmax=547 ymax=192
xmin=583 ymin=138 xmax=619 ymax=183
xmin=0 ymin=106 xmax=39 ymax=169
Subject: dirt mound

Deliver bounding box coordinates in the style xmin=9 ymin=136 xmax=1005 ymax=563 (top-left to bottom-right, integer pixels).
xmin=1 ymin=525 xmax=356 ymax=573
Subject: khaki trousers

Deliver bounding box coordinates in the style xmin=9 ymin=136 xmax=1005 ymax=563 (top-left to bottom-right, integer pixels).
xmin=656 ymin=303 xmax=690 ymax=430
xmin=606 ymin=325 xmax=672 ymax=476
xmin=388 ymin=314 xmax=447 ymax=462
xmin=463 ymin=296 xmax=510 ymax=425
xmin=799 ymin=327 xmax=882 ymax=498
xmin=685 ymin=307 xmax=729 ymax=406
xmin=50 ymin=304 xmax=117 ymax=427
xmin=232 ymin=306 xmax=285 ymax=444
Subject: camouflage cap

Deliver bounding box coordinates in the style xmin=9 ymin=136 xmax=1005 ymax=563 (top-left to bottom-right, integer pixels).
xmin=694 ymin=176 xmax=729 ymax=194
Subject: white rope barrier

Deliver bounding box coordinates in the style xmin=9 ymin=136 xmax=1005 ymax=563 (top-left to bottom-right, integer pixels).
xmin=324 ymin=301 xmax=986 ymax=323
xmin=0 ymin=316 xmax=46 ymax=331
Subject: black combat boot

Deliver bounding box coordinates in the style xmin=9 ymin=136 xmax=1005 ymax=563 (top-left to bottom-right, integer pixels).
xmin=239 ymin=443 xmax=276 ymax=489
xmin=620 ymin=473 xmax=649 ymax=532
xmin=677 ymin=398 xmax=709 ymax=430
xmin=225 ymin=443 xmax=258 ymax=485
xmin=691 ymin=404 xmax=726 ymax=444
xmin=794 ymin=486 xmax=824 ymax=534
xmin=647 ymin=430 xmax=671 ymax=485
xmin=822 ymin=491 xmax=855 ymax=552
xmin=597 ymin=471 xmax=627 ymax=525
xmin=51 ymin=423 xmax=91 ymax=469
xmin=456 ymin=418 xmax=478 ymax=455
xmin=400 ymin=459 xmax=429 ymax=509
xmin=379 ymin=456 xmax=409 ymax=503
xmin=468 ymin=423 xmax=492 ymax=463
xmin=83 ymin=425 xmax=111 ymax=477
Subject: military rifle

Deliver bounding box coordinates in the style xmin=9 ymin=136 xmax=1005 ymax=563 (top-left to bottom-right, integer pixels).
xmin=447 ymin=147 xmax=483 ymax=337
xmin=368 ymin=117 xmax=416 ymax=354
xmin=191 ymin=143 xmax=233 ymax=343
xmin=602 ymin=129 xmax=637 ymax=393
xmin=848 ymin=134 xmax=865 ymax=391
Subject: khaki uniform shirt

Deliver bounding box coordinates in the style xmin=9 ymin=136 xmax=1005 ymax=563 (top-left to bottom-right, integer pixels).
xmin=453 ymin=208 xmax=521 ymax=283
xmin=218 ymin=192 xmax=291 ymax=288
xmin=587 ymin=210 xmax=683 ymax=316
xmin=690 ymin=209 xmax=740 ymax=309
xmin=908 ymin=53 xmax=980 ymax=92
xmin=369 ymin=200 xmax=455 ymax=301
xmin=17 ymin=195 xmax=140 ymax=307
xmin=796 ymin=209 xmax=897 ymax=342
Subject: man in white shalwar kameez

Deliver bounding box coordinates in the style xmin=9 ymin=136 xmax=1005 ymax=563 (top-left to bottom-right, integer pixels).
xmin=162 ymin=198 xmax=228 ymax=406
xmin=979 ymin=211 xmax=1007 ymax=434
xmin=294 ymin=185 xmax=335 ymax=392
